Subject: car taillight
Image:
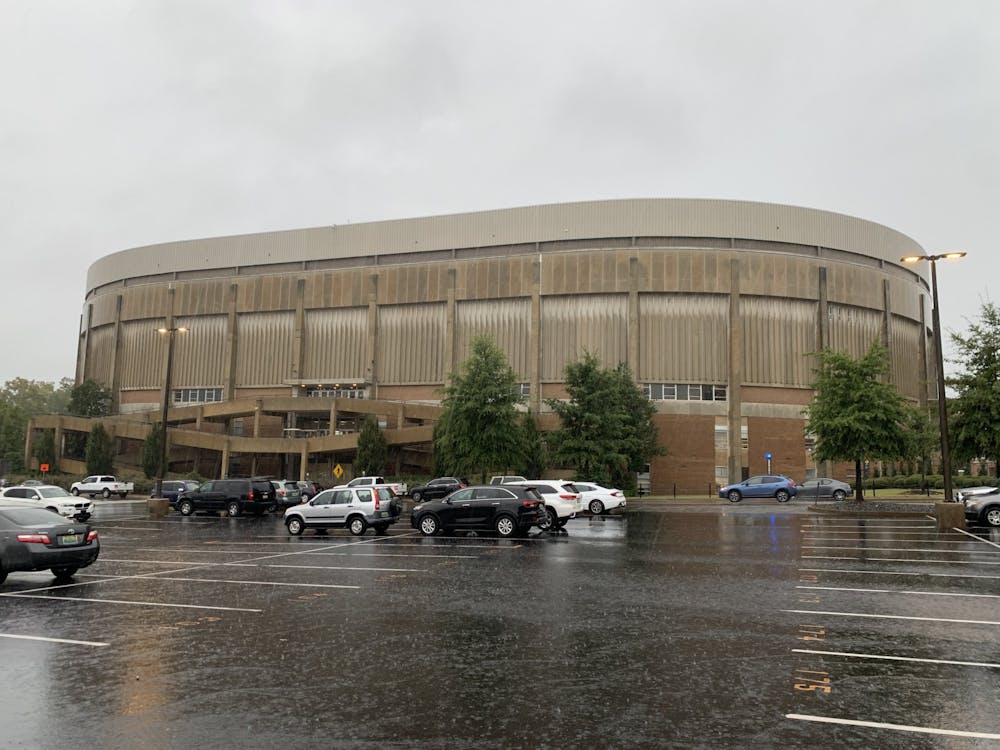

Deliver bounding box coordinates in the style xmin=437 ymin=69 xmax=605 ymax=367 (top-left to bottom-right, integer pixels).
xmin=460 ymin=483 xmax=467 ymax=488
xmin=559 ymin=494 xmax=576 ymax=500
xmin=612 ymin=491 xmax=622 ymax=497
xmin=248 ymin=489 xmax=255 ymax=500
xmin=87 ymin=530 xmax=99 ymax=542
xmin=789 ymin=480 xmax=797 ymax=487
xmin=521 ymin=500 xmax=539 ymax=508
xmin=17 ymin=533 xmax=51 ymax=544
xmin=374 ymin=494 xmax=381 ymax=510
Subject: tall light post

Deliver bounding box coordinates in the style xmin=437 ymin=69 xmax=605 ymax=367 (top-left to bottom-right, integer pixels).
xmin=901 ymin=252 xmax=966 ymax=502
xmin=155 ymin=326 xmax=188 ymax=498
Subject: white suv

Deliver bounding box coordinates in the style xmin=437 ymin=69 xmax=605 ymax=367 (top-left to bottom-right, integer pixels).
xmin=502 ymin=480 xmax=580 ymax=530
xmin=0 ymin=485 xmax=94 ymax=521
xmin=283 ymin=486 xmax=400 ymax=536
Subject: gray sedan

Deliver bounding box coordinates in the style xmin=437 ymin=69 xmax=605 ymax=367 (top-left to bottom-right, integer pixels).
xmin=798 ymin=478 xmax=851 ymax=501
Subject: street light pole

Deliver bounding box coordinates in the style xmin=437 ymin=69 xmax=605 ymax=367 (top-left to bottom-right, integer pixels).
xmin=901 ymin=252 xmax=965 ymax=502
xmin=155 ymin=326 xmax=188 ymax=498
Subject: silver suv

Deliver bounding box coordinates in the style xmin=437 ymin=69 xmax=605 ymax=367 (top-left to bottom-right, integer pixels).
xmin=283 ymin=486 xmax=400 ymax=536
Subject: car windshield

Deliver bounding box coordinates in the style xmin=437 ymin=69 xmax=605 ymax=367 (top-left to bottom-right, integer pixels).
xmin=38 ymin=487 xmax=72 ymax=498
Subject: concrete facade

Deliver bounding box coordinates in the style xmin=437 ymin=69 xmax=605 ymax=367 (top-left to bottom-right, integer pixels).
xmin=75 ymin=199 xmax=934 ymax=492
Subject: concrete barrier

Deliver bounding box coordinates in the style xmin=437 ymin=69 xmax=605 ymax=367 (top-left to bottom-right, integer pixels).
xmin=934 ymin=502 xmax=965 ymax=531
xmin=147 ymin=498 xmax=170 ymax=519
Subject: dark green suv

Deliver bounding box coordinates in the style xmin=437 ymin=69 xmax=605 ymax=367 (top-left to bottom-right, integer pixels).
xmin=176 ymin=478 xmax=276 ymax=517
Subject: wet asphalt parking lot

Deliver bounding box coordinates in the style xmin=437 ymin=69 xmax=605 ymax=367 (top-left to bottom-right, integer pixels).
xmin=1 ymin=500 xmax=998 ymax=749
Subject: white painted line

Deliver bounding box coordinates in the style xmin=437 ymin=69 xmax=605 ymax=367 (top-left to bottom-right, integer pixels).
xmin=804 ymin=536 xmax=978 ymax=544
xmin=797 ymin=585 xmax=1000 ymax=600
xmin=954 ymin=527 xmax=1000 ymax=550
xmin=791 ymin=648 xmax=1000 ymax=669
xmin=95 ymin=526 xmax=164 ymax=531
xmin=783 ymin=609 xmax=1000 ymax=626
xmin=803 ymin=555 xmax=1000 ymax=565
xmin=145 ymin=576 xmax=361 ymax=589
xmin=803 ymin=544 xmax=1000 ymax=554
xmin=800 ymin=523 xmax=935 ymax=529
xmin=264 ymin=564 xmax=426 ymax=572
xmin=799 ymin=567 xmax=1000 ymax=580
xmin=786 ymin=713 xmax=1000 ymax=740
xmin=1 ymin=593 xmax=263 ymax=612
xmin=304 ymin=551 xmax=478 ymax=559
xmin=136 ymin=548 xmax=283 ymax=554
xmin=0 ymin=633 xmax=109 ymax=647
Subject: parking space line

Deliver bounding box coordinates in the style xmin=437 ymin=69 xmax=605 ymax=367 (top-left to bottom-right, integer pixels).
xmin=0 ymin=633 xmax=109 ymax=647
xmin=1 ymin=593 xmax=263 ymax=612
xmin=304 ymin=551 xmax=477 ymax=559
xmin=783 ymin=609 xmax=1000 ymax=626
xmin=136 ymin=576 xmax=361 ymax=589
xmin=954 ymin=528 xmax=1000 ymax=549
xmin=800 ymin=567 xmax=1000 ymax=580
xmin=797 ymin=585 xmax=1000 ymax=600
xmin=800 ymin=523 xmax=935 ymax=529
xmin=803 ymin=536 xmax=977 ymax=544
xmin=803 ymin=555 xmax=1000 ymax=565
xmin=803 ymin=544 xmax=1000 ymax=554
xmin=264 ymin=564 xmax=426 ymax=572
xmin=96 ymin=526 xmax=164 ymax=531
xmin=791 ymin=648 xmax=1000 ymax=669
xmin=786 ymin=713 xmax=1000 ymax=740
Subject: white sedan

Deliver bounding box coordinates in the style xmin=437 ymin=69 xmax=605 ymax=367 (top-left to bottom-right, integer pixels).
xmin=572 ymin=482 xmax=627 ymax=515
xmin=0 ymin=485 xmax=94 ymax=521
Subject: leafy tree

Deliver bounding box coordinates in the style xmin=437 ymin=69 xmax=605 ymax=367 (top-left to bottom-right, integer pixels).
xmin=517 ymin=413 xmax=546 ymax=479
xmin=355 ymin=415 xmax=388 ymax=476
xmin=907 ymin=407 xmax=937 ymax=491
xmin=0 ymin=377 xmax=72 ymax=472
xmin=33 ymin=429 xmax=56 ymax=469
xmin=68 ymin=379 xmax=113 ymax=418
xmin=948 ymin=301 xmax=1000 ymax=477
xmin=434 ymin=335 xmax=526 ymax=482
xmin=804 ymin=344 xmax=912 ymax=501
xmin=141 ymin=423 xmax=162 ymax=479
xmin=85 ymin=422 xmax=115 ymax=474
xmin=545 ymin=353 xmax=663 ymax=492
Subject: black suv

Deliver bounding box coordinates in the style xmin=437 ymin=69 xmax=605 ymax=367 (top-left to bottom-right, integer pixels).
xmin=176 ymin=478 xmax=276 ymax=517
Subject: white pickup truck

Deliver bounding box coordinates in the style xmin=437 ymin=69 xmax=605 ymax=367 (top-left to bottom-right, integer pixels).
xmin=70 ymin=475 xmax=135 ymax=498
xmin=335 ymin=476 xmax=408 ymax=497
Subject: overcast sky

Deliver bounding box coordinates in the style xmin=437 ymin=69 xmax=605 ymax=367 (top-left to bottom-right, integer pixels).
xmin=1 ymin=0 xmax=997 ymax=385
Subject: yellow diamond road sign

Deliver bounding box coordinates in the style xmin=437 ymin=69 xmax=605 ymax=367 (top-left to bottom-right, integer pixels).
xmin=333 ymin=464 xmax=344 ymax=479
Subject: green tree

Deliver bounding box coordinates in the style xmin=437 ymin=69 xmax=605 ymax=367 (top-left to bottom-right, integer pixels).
xmin=434 ymin=335 xmax=525 ymax=482
xmin=545 ymin=353 xmax=663 ymax=492
xmin=34 ymin=429 xmax=56 ymax=469
xmin=804 ymin=344 xmax=912 ymax=501
xmin=948 ymin=301 xmax=1000 ymax=477
xmin=517 ymin=413 xmax=546 ymax=479
xmin=355 ymin=415 xmax=388 ymax=476
xmin=0 ymin=377 xmax=72 ymax=473
xmin=85 ymin=422 xmax=115 ymax=474
xmin=68 ymin=379 xmax=113 ymax=417
xmin=141 ymin=423 xmax=162 ymax=479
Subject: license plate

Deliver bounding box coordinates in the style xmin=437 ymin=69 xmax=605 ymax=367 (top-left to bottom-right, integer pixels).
xmin=61 ymin=534 xmax=80 ymax=545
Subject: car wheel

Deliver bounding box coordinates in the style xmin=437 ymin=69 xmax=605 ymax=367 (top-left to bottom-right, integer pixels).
xmin=588 ymin=499 xmax=605 ymax=515
xmin=227 ymin=501 xmax=241 ymax=517
xmin=286 ymin=517 xmax=304 ymax=536
xmin=179 ymin=499 xmax=194 ymax=516
xmin=373 ymin=523 xmax=389 ymax=535
xmin=545 ymin=507 xmax=559 ymax=530
xmin=776 ymin=490 xmax=790 ymax=503
xmin=71 ymin=488 xmax=80 ymax=496
xmin=267 ymin=503 xmax=278 ymax=513
xmin=102 ymin=488 xmax=111 ymax=498
xmin=832 ymin=489 xmax=847 ymax=501
xmin=418 ymin=514 xmax=440 ymax=536
xmin=51 ymin=566 xmax=78 ymax=582
xmin=728 ymin=490 xmax=742 ymax=503
xmin=348 ymin=516 xmax=368 ymax=536
xmin=411 ymin=491 xmax=422 ymax=503
xmin=983 ymin=507 xmax=1000 ymax=527
xmin=119 ymin=492 xmax=128 ymax=499
xmin=495 ymin=515 xmax=517 ymax=537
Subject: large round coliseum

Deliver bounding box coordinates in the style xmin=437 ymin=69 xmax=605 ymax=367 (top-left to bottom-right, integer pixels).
xmin=68 ymin=198 xmax=934 ymax=491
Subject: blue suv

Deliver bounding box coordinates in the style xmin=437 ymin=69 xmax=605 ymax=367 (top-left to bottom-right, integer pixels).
xmin=719 ymin=475 xmax=797 ymax=503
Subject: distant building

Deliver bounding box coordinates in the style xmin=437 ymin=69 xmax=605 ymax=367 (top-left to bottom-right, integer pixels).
xmin=74 ymin=199 xmax=934 ymax=490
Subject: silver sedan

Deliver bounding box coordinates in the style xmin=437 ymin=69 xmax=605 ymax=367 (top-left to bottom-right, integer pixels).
xmin=798 ymin=478 xmax=852 ymax=501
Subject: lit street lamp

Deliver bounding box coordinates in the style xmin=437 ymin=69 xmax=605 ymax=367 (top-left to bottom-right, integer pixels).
xmin=154 ymin=326 xmax=188 ymax=499
xmin=901 ymin=252 xmax=966 ymax=502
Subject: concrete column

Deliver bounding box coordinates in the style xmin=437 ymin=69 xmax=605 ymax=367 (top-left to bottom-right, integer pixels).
xmin=628 ymin=256 xmax=640 ymax=379
xmin=329 ymin=402 xmax=338 ymax=434
xmin=445 ymin=267 xmax=457 ymax=376
xmin=727 ymin=258 xmax=743 ymax=485
xmin=300 ymin=443 xmax=309 ymax=481
xmin=223 ymin=283 xmax=239 ymax=400
xmin=367 ymin=273 xmax=379 ymax=400
xmin=253 ymin=400 xmax=262 ymax=437
xmin=291 ymin=278 xmax=305 ymax=381
xmin=53 ymin=422 xmax=63 ymax=473
xmin=529 ymin=256 xmax=542 ymax=414
xmin=221 ymin=439 xmax=230 ymax=480
xmin=110 ymin=295 xmax=124 ymax=414
xmin=817 ymin=267 xmax=832 ymax=478
xmin=881 ymin=278 xmax=893 ymax=354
